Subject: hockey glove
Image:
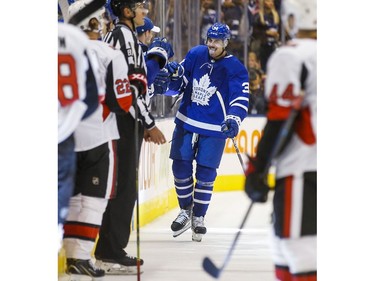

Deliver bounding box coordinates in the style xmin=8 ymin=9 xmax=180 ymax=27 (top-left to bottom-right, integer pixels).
xmin=152 ymin=69 xmax=170 ymax=95
xmin=244 ymin=156 xmax=269 ymax=203
xmin=149 ymin=37 xmax=175 ymax=59
xmin=129 ymin=71 xmax=147 ymax=97
xmin=147 ymin=46 xmax=168 ymax=69
xmin=221 ymin=115 xmax=241 ymax=138
xmin=166 ymin=61 xmax=184 ymax=81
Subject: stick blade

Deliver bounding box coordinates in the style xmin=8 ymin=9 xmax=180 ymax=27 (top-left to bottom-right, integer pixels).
xmin=202 ymin=257 xmax=221 ymax=278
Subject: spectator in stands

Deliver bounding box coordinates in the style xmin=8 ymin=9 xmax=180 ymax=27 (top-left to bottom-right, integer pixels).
xmin=247 ymin=0 xmax=259 ymax=35
xmin=284 ymin=13 xmax=298 ymax=41
xmin=221 ymin=0 xmax=245 ymax=62
xmin=248 ymin=50 xmax=266 ymax=82
xmin=248 ymin=67 xmax=266 ymax=114
xmin=251 ymin=0 xmax=280 ymax=72
xmin=247 ymin=51 xmax=261 ymax=70
xmin=200 ymin=0 xmax=217 ymax=45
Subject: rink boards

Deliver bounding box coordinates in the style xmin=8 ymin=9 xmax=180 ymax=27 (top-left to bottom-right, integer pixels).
xmin=137 ymin=116 xmax=267 ymax=227
xmin=58 ymin=116 xmax=267 ymax=275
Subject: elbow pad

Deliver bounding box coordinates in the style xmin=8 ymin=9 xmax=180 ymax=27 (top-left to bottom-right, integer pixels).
xmin=146 ymin=47 xmax=168 ymax=69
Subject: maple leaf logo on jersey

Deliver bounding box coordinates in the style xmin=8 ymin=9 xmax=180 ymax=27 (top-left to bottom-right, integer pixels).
xmin=191 ymin=74 xmax=217 ymax=106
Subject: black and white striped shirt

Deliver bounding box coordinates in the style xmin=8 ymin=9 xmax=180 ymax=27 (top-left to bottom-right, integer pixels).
xmin=104 ymin=22 xmax=155 ymax=130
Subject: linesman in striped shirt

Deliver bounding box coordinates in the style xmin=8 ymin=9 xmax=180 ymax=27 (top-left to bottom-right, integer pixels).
xmin=94 ymin=0 xmax=174 ymax=275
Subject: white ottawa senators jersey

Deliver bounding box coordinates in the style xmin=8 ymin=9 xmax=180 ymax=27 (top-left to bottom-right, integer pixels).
xmin=74 ymin=40 xmax=131 ymax=151
xmin=265 ymin=38 xmax=317 ymax=178
xmin=58 ymin=23 xmax=98 ymax=144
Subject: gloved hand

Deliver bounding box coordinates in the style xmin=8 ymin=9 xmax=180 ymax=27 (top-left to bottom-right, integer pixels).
xmin=244 ymin=156 xmax=270 ymax=203
xmin=166 ymin=61 xmax=184 ymax=81
xmin=146 ymin=46 xmax=168 ymax=69
xmin=221 ymin=115 xmax=240 ymax=138
xmin=152 ymin=69 xmax=170 ymax=95
xmin=149 ymin=37 xmax=174 ymax=59
xmin=129 ymin=71 xmax=147 ymax=96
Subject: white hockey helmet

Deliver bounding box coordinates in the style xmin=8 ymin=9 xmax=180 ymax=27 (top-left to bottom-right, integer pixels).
xmin=67 ymin=0 xmax=106 ymax=32
xmin=282 ymin=0 xmax=317 ymax=31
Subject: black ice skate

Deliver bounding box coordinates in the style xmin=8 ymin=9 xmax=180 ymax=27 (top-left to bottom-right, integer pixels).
xmin=95 ymin=254 xmax=144 ymax=275
xmin=66 ymin=258 xmax=105 ymax=280
xmin=171 ymin=206 xmax=192 ymax=237
xmin=191 ymin=215 xmax=207 ymax=242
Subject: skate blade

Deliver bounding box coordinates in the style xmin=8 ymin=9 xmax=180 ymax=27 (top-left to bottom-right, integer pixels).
xmin=95 ymin=261 xmax=143 ymax=275
xmin=192 ymin=232 xmax=203 ymax=242
xmin=172 ymin=222 xmax=191 ymax=237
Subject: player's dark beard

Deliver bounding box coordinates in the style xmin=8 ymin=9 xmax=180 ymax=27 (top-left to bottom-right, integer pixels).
xmin=211 ymin=48 xmax=226 ymax=60
xmin=218 ymin=49 xmax=226 ymax=58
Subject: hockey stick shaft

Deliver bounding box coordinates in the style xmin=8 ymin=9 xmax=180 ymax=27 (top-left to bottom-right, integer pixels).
xmin=221 ymin=122 xmax=245 ymax=174
xmin=262 ymin=106 xmax=301 ymax=187
xmin=203 ymin=201 xmax=254 ymax=278
xmin=168 ymin=131 xmax=245 ymax=174
xmin=168 ymin=130 xmax=186 ymax=143
xmin=266 ymin=108 xmax=299 ymax=171
xmin=213 ymin=88 xmax=246 ymax=173
xmin=132 ymin=90 xmax=142 ymax=281
xmin=264 ymin=65 xmax=306 ymax=185
xmin=231 ymin=137 xmax=245 ymax=173
xmin=204 ymin=97 xmax=303 ymax=279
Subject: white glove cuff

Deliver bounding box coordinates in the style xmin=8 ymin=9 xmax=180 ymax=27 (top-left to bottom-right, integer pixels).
xmin=226 ymin=115 xmax=241 ymax=127
xmin=147 ymin=47 xmax=168 ymax=68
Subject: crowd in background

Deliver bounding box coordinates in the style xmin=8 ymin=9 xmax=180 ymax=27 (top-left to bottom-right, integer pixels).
xmin=58 ymin=1 xmax=316 ymax=280
xmin=142 ymin=0 xmax=296 ymax=116
xmin=58 ymin=0 xmax=295 ymax=116
xmin=196 ymin=0 xmax=290 ymax=116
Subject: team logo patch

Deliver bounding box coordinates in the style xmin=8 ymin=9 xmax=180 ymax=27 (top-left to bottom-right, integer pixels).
xmin=192 ymin=74 xmax=216 ymax=106
xmin=92 ymin=177 xmax=100 ymax=185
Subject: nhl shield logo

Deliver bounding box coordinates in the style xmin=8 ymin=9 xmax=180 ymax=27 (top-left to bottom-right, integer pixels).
xmin=92 ymin=177 xmax=99 ymax=185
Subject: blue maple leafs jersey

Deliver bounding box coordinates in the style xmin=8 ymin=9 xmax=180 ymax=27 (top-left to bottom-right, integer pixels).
xmin=169 ymin=45 xmax=250 ymax=138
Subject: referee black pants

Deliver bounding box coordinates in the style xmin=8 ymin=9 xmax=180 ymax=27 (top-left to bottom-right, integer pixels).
xmin=95 ymin=113 xmax=144 ymax=259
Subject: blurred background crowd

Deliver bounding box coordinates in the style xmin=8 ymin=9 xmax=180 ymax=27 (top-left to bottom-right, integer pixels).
xmin=59 ymin=0 xmax=297 ymax=117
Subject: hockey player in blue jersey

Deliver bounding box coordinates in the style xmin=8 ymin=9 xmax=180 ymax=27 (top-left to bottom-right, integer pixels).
xmin=168 ymin=22 xmax=250 ymax=242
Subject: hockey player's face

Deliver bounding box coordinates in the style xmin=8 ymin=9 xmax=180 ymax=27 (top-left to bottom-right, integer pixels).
xmin=145 ymin=30 xmax=155 ymax=45
xmin=206 ymin=38 xmax=226 ymax=59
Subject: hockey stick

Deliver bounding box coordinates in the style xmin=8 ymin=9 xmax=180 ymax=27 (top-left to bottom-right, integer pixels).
xmin=168 ymin=130 xmax=245 ymax=175
xmin=132 ymin=89 xmax=142 ymax=281
xmin=135 ymin=121 xmax=141 ymax=281
xmin=230 ymin=137 xmax=245 ymax=173
xmin=203 ymin=108 xmax=302 ymax=279
xmin=263 ymin=61 xmax=307 ymax=187
xmin=68 ymin=0 xmax=106 ymax=25
xmin=203 ymin=200 xmax=254 ymax=278
xmin=201 ymin=128 xmax=259 ymax=278
xmin=214 ymin=89 xmax=246 ymax=174
xmin=203 ymin=71 xmax=306 ymax=278
xmin=263 ymin=106 xmax=301 ymax=187
xmin=221 ymin=121 xmax=245 ymax=174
